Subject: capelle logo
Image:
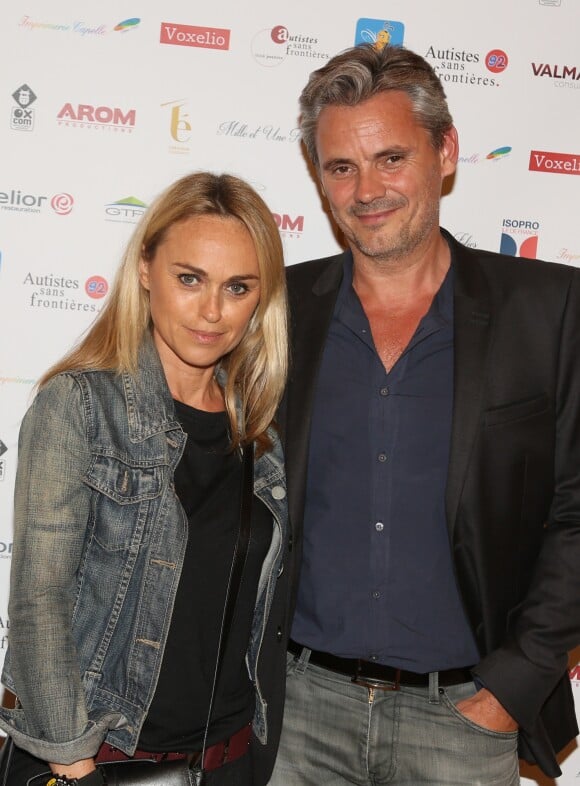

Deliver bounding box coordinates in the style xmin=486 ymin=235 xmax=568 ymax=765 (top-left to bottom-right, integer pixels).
xmin=500 ymin=218 xmax=540 ymax=259
xmin=105 ymin=196 xmax=147 ymax=223
xmin=0 ymin=188 xmax=74 ymax=215
xmin=11 ymin=83 xmax=37 ymax=132
xmin=18 ymin=15 xmax=140 ymax=36
xmin=529 ymin=150 xmax=580 ymax=175
xmin=458 ymin=146 xmax=512 ymax=165
xmin=251 ymin=25 xmax=330 ymax=68
xmin=57 ymin=103 xmax=136 ymax=133
xmin=160 ymin=22 xmax=230 ymax=50
xmin=354 ymin=18 xmax=405 ymax=49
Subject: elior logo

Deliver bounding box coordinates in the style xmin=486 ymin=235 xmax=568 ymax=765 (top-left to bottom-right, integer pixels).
xmin=51 ymin=193 xmax=74 ymax=215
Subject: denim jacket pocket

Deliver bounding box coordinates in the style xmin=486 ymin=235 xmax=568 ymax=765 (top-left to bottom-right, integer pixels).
xmin=85 ymin=453 xmax=164 ymax=551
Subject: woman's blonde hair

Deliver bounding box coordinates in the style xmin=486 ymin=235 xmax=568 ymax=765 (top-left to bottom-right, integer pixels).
xmin=40 ymin=172 xmax=288 ymax=452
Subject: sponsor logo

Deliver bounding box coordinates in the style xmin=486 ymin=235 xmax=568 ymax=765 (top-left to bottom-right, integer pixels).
xmin=114 ymin=18 xmax=140 ymax=32
xmin=57 ymin=103 xmax=136 ymax=132
xmin=0 ymin=439 xmax=7 ymax=480
xmin=10 ymin=84 xmax=37 ymax=132
xmin=569 ymin=664 xmax=580 ymax=685
xmin=485 ymin=49 xmax=508 ymax=73
xmin=85 ymin=276 xmax=108 ymax=299
xmin=500 ymin=218 xmax=540 ymax=258
xmin=486 ymin=146 xmax=512 ymax=160
xmin=555 ymin=248 xmax=580 ymax=264
xmin=217 ymin=119 xmax=300 ymax=144
xmin=529 ymin=150 xmax=580 ymax=175
xmin=0 ymin=189 xmax=74 ymax=215
xmin=454 ymin=232 xmax=478 ymax=248
xmin=160 ymin=22 xmax=230 ymax=50
xmin=18 ymin=15 xmax=140 ymax=35
xmin=425 ymin=45 xmax=507 ymax=87
xmin=457 ymin=146 xmax=512 ymax=165
xmin=531 ymin=62 xmax=580 ymax=89
xmin=272 ymin=213 xmax=304 ymax=239
xmin=22 ymin=272 xmax=103 ymax=314
xmin=104 ymin=196 xmax=147 ymax=223
xmin=251 ymin=25 xmax=330 ymax=68
xmin=539 ymin=0 xmax=561 ymax=5
xmin=161 ymin=99 xmax=192 ymax=154
xmin=354 ymin=18 xmax=405 ymax=49
xmin=0 ymin=544 xmax=11 ymax=561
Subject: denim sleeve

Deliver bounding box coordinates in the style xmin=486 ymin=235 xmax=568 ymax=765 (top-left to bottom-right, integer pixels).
xmin=1 ymin=374 xmax=112 ymax=762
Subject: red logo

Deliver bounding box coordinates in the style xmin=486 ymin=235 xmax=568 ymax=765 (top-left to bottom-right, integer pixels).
xmin=529 ymin=150 xmax=580 ymax=175
xmin=160 ymin=23 xmax=230 ymax=50
xmin=485 ymin=49 xmax=508 ymax=73
xmin=85 ymin=276 xmax=108 ymax=299
xmin=51 ymin=193 xmax=74 ymax=215
xmin=57 ymin=104 xmax=136 ymax=129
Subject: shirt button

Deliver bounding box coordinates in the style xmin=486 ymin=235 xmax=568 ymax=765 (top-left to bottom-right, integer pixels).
xmin=380 ymin=387 xmax=389 ymax=397
xmin=378 ymin=453 xmax=387 ymax=463
xmin=372 ymin=590 xmax=381 ymax=599
xmin=375 ymin=522 xmax=384 ymax=532
xmin=271 ymin=485 xmax=286 ymax=500
xmin=369 ymin=654 xmax=378 ymax=662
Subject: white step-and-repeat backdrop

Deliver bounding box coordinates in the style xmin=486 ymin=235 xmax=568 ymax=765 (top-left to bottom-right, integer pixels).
xmin=0 ymin=1 xmax=579 ymax=781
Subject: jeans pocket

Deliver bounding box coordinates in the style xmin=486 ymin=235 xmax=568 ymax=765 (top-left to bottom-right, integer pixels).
xmin=440 ymin=690 xmax=519 ymax=740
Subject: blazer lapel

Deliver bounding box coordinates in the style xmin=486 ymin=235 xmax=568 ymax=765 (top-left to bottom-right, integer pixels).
xmin=284 ymin=254 xmax=345 ymax=531
xmin=445 ymin=235 xmax=493 ymax=540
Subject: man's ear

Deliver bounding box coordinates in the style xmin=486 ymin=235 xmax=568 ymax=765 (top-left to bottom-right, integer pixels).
xmin=440 ymin=125 xmax=459 ymax=179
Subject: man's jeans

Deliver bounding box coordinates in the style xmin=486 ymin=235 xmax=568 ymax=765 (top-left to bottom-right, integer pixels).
xmin=268 ymin=649 xmax=519 ymax=786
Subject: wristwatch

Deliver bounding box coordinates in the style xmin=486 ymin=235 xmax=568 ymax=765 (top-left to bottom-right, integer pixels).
xmin=47 ymin=769 xmax=105 ymax=786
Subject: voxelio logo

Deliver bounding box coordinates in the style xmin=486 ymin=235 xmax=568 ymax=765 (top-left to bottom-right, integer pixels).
xmin=11 ymin=84 xmax=37 ymax=131
xmin=529 ymin=150 xmax=580 ymax=175
xmin=160 ymin=22 xmax=230 ymax=50
xmin=0 ymin=188 xmax=73 ymax=215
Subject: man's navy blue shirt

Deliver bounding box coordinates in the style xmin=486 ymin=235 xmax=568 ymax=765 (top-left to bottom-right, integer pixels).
xmin=291 ymin=252 xmax=480 ymax=672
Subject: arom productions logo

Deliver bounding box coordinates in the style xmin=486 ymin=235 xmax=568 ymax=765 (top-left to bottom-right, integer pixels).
xmin=500 ymin=219 xmax=540 ymax=258
xmin=251 ymin=25 xmax=330 ymax=67
xmin=105 ymin=196 xmax=147 ymax=223
xmin=160 ymin=22 xmax=230 ymax=50
xmin=57 ymin=103 xmax=136 ymax=132
xmin=354 ymin=18 xmax=405 ymax=49
xmin=11 ymin=84 xmax=37 ymax=132
xmin=0 ymin=188 xmax=73 ymax=215
xmin=529 ymin=150 xmax=580 ymax=175
xmin=273 ymin=213 xmax=304 ymax=239
xmin=425 ymin=45 xmax=508 ymax=86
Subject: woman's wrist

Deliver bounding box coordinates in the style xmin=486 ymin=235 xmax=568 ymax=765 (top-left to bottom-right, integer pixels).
xmin=47 ymin=769 xmax=104 ymax=786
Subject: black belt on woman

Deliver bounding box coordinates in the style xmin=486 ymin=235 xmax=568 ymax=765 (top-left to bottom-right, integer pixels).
xmin=288 ymin=639 xmax=473 ymax=690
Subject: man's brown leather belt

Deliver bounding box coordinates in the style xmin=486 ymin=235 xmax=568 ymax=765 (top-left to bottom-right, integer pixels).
xmin=289 ymin=639 xmax=473 ymax=690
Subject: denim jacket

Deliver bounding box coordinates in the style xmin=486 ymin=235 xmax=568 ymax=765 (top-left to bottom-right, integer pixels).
xmin=0 ymin=337 xmax=288 ymax=765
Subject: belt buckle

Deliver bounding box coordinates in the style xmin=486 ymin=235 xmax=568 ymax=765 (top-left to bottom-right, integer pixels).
xmin=351 ymin=666 xmax=401 ymax=692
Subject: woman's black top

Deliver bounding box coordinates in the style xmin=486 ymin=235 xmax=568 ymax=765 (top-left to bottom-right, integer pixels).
xmin=138 ymin=400 xmax=272 ymax=752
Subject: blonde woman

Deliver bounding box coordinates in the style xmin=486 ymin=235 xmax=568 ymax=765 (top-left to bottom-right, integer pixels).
xmin=0 ymin=172 xmax=289 ymax=786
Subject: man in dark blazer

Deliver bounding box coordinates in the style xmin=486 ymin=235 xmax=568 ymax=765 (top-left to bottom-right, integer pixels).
xmin=264 ymin=44 xmax=580 ymax=785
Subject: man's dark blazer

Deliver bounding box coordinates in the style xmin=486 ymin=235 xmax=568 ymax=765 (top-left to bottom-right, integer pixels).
xmin=254 ymin=229 xmax=580 ymax=782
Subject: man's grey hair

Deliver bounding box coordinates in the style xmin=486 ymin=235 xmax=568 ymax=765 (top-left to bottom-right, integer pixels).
xmin=299 ymin=44 xmax=453 ymax=167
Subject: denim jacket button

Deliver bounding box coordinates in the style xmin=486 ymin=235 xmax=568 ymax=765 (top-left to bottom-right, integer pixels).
xmin=271 ymin=485 xmax=286 ymax=500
